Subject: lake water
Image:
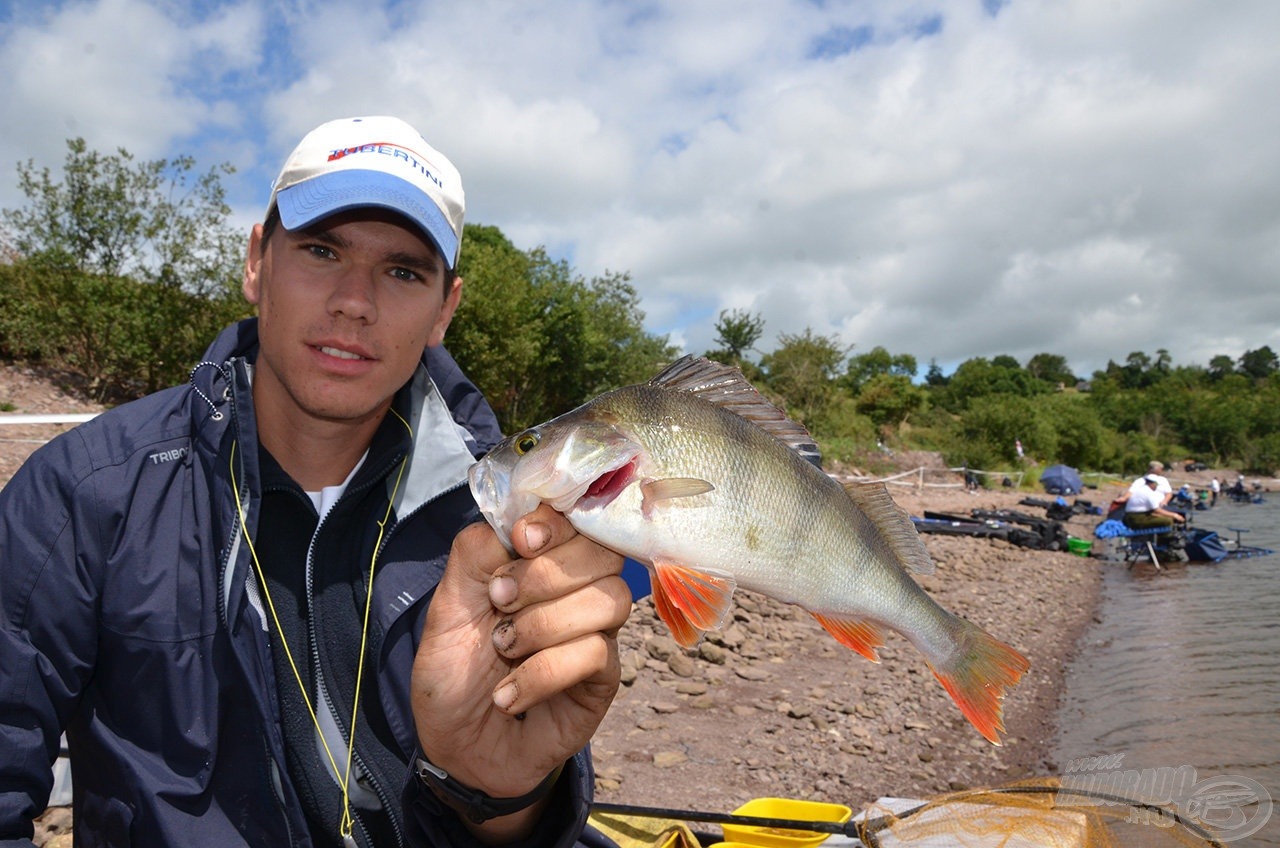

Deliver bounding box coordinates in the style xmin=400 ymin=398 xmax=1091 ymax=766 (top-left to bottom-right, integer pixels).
xmin=1054 ymin=496 xmax=1280 ymax=845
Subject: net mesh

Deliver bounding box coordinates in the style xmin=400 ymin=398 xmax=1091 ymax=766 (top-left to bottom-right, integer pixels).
xmin=858 ymin=778 xmax=1225 ymax=848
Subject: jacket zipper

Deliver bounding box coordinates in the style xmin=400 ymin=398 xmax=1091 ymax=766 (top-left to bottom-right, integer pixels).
xmin=306 ymin=453 xmax=410 ymax=848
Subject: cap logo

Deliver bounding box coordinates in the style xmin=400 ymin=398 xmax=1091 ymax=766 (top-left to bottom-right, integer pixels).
xmin=326 ymin=142 xmax=445 ymax=189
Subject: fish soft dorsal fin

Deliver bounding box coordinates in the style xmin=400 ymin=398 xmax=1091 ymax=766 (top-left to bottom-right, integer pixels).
xmin=649 ymin=355 xmax=822 ymax=466
xmin=843 ymin=481 xmax=936 ymax=575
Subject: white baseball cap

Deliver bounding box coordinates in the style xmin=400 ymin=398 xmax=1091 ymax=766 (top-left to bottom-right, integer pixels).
xmin=266 ymin=116 xmax=465 ymax=271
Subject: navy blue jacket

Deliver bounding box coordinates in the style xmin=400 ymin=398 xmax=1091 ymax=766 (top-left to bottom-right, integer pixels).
xmin=0 ymin=320 xmax=603 ymax=847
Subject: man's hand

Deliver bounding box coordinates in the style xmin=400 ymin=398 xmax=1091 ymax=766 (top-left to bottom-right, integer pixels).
xmin=411 ymin=505 xmax=628 ymax=835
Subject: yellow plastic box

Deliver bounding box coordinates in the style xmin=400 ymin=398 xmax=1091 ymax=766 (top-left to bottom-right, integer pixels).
xmin=720 ymin=797 xmax=853 ymax=848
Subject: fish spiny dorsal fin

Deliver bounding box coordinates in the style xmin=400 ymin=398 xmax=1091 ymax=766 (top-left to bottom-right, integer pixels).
xmin=843 ymin=481 xmax=936 ymax=575
xmin=650 ymin=355 xmax=822 ymax=467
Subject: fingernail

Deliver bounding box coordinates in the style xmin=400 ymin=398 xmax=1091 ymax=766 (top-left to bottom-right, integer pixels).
xmin=524 ymin=522 xmax=550 ymax=552
xmin=493 ymin=681 xmax=517 ymax=711
xmin=489 ymin=575 xmax=518 ymax=608
xmin=492 ymin=618 xmax=515 ymax=652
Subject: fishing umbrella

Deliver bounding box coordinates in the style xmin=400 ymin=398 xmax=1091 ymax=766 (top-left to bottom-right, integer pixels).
xmin=1040 ymin=464 xmax=1083 ymax=495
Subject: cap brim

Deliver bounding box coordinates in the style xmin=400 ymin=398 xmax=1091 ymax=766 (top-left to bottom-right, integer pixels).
xmin=274 ymin=169 xmax=459 ymax=270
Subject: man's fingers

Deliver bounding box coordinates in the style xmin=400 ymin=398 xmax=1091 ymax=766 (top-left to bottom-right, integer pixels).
xmin=491 ymin=575 xmax=631 ymax=659
xmin=492 ymin=633 xmax=620 ymax=716
xmin=489 ymin=534 xmax=624 ymax=613
xmin=509 ymin=504 xmax=580 ymax=559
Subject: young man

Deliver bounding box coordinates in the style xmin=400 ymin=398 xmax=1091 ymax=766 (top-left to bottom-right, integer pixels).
xmin=0 ymin=117 xmax=630 ymax=847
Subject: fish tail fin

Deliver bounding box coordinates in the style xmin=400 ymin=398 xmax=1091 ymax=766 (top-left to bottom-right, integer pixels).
xmin=928 ymin=618 xmax=1030 ymax=746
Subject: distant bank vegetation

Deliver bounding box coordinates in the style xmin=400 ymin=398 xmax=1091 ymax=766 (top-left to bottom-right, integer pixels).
xmin=3 ymin=139 xmax=1277 ymax=476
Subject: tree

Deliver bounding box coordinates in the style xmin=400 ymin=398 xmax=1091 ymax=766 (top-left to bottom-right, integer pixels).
xmin=0 ymin=138 xmax=248 ymax=396
xmin=3 ymin=137 xmax=242 ymax=299
xmin=448 ymin=225 xmax=676 ymax=432
xmin=855 ymin=373 xmax=927 ymax=432
xmin=935 ymin=356 xmax=1046 ymax=412
xmin=759 ymin=328 xmax=849 ymax=427
xmin=1025 ymin=352 xmax=1076 ymax=387
xmin=844 ymin=346 xmax=917 ymax=394
xmin=708 ymin=309 xmax=765 ymax=362
xmin=924 ymin=359 xmax=948 ymax=387
xmin=1239 ymin=346 xmax=1279 ymax=380
xmin=1207 ymin=354 xmax=1236 ymax=381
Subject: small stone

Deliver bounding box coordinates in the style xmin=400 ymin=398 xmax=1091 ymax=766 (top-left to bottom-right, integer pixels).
xmin=645 ymin=636 xmax=678 ymax=661
xmin=653 ymin=750 xmax=688 ymax=768
xmin=667 ymin=653 xmax=696 ymax=677
xmin=734 ymin=666 xmax=771 ymax=681
xmin=649 ymin=702 xmax=680 ymax=714
xmin=675 ymin=681 xmax=708 ymax=695
xmin=698 ymin=642 xmax=728 ymax=665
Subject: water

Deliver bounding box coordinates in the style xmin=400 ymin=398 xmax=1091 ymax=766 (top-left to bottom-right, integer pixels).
xmin=1055 ymin=498 xmax=1280 ymax=845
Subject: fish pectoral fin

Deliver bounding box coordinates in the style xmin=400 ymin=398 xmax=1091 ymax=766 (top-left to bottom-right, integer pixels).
xmin=640 ymin=477 xmax=715 ymax=514
xmin=811 ymin=612 xmax=887 ymax=663
xmin=651 ymin=559 xmax=736 ymax=639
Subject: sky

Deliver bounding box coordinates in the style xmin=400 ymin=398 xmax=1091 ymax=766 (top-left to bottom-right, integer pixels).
xmin=2 ymin=0 xmax=1278 ymax=379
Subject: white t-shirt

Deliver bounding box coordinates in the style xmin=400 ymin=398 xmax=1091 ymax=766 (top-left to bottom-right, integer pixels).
xmin=1125 ymin=483 xmax=1165 ymax=514
xmin=1129 ymin=473 xmax=1171 ymax=497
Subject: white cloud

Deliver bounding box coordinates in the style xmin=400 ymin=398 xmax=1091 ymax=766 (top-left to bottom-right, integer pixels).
xmin=4 ymin=0 xmax=1279 ymax=377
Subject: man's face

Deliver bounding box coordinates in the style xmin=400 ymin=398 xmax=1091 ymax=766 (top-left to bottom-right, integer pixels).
xmin=243 ymin=208 xmax=461 ymax=431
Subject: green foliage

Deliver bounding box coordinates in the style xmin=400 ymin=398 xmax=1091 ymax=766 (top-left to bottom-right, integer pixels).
xmin=0 ymin=259 xmax=248 ymax=397
xmin=844 ymin=345 xmax=917 ymax=394
xmin=448 ymin=225 xmax=677 ymax=432
xmin=1025 ymin=352 xmax=1077 ymax=387
xmin=758 ymin=328 xmax=849 ymax=429
xmin=934 ymin=356 xmax=1047 ymax=412
xmin=1 ymin=138 xmax=248 ymax=398
xmin=854 ymin=373 xmax=928 ymax=431
xmin=3 ymin=138 xmax=242 ymax=298
xmin=706 ymin=308 xmax=765 ymax=366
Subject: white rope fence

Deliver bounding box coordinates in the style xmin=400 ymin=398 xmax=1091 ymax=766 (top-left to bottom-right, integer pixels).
xmin=0 ymin=413 xmax=100 ymax=445
xmin=833 ymin=465 xmax=1026 ymax=491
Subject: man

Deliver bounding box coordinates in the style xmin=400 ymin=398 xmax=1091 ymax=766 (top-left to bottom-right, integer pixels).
xmin=0 ymin=116 xmax=630 ymax=847
xmin=1123 ymin=474 xmax=1187 ymax=548
xmin=1128 ymin=460 xmax=1173 ymax=506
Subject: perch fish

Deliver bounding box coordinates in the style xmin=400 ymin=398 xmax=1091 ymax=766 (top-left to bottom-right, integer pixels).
xmin=469 ymin=356 xmax=1029 ymax=743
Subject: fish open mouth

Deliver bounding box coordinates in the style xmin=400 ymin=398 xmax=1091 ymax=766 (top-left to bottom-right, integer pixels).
xmin=576 ymin=458 xmax=638 ymax=511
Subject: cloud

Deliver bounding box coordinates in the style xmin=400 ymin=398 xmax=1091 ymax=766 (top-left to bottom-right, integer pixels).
xmin=4 ymin=0 xmax=1279 ymax=378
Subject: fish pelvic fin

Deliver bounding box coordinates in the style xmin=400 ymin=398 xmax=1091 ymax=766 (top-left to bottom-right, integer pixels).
xmin=844 ymin=481 xmax=935 ymax=575
xmin=650 ymin=578 xmax=705 ymax=648
xmin=650 ymin=558 xmax=736 ymax=648
xmin=928 ymin=618 xmax=1031 ymax=746
xmin=648 ymin=356 xmax=822 ymax=467
xmin=811 ymin=613 xmax=886 ymax=663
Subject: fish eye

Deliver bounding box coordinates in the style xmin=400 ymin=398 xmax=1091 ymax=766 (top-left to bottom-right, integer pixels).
xmin=513 ymin=431 xmax=540 ymax=455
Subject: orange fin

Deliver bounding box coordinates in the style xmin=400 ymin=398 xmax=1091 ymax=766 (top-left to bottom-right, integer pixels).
xmin=650 ymin=572 xmax=705 ymax=647
xmin=811 ymin=612 xmax=887 ymax=663
xmin=651 ymin=558 xmax=736 ymax=641
xmin=929 ymin=619 xmax=1031 ymax=745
